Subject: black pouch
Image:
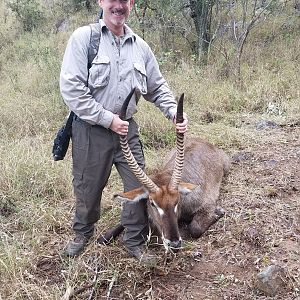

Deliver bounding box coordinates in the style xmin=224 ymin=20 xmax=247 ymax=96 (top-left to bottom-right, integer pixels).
xmin=52 ymin=112 xmax=74 ymax=161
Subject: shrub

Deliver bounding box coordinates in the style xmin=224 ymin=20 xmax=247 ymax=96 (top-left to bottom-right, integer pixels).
xmin=8 ymin=0 xmax=44 ymax=32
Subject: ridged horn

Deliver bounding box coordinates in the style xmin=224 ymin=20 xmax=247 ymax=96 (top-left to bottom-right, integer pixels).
xmin=119 ymin=88 xmax=136 ymax=120
xmin=169 ymin=93 xmax=185 ymax=190
xmin=119 ymin=89 xmax=159 ymax=193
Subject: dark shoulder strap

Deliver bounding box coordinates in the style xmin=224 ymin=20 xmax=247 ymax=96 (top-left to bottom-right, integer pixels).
xmin=87 ymin=23 xmax=102 ymax=70
xmin=62 ymin=24 xmax=101 ymax=130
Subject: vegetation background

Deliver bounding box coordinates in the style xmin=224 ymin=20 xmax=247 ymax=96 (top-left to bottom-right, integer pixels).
xmin=0 ymin=0 xmax=299 ymax=299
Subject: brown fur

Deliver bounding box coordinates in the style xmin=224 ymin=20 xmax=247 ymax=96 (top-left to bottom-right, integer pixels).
xmin=107 ymin=137 xmax=230 ymax=250
xmin=148 ymin=137 xmax=230 ymax=242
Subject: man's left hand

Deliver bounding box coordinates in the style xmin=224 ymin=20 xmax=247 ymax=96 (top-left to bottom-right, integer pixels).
xmin=173 ymin=112 xmax=188 ymax=134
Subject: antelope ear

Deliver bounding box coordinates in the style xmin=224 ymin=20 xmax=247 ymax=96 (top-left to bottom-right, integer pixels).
xmin=114 ymin=187 xmax=149 ymax=202
xmin=178 ymin=182 xmax=198 ymax=195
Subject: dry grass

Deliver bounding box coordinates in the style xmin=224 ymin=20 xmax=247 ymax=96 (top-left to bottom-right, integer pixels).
xmin=0 ymin=3 xmax=300 ymax=300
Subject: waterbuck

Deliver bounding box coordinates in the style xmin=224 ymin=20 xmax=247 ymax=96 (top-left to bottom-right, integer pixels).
xmin=98 ymin=91 xmax=230 ymax=251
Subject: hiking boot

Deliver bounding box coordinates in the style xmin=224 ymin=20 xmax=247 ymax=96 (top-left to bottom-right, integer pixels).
xmin=126 ymin=245 xmax=159 ymax=267
xmin=64 ymin=235 xmax=89 ymax=257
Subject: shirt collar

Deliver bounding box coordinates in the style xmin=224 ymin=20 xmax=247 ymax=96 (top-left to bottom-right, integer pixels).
xmin=99 ymin=19 xmax=136 ymax=43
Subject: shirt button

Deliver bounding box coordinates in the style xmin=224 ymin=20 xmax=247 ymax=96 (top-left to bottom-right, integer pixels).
xmin=118 ymin=96 xmax=121 ymax=99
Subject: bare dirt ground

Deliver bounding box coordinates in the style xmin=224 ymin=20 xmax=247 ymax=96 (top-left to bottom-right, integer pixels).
xmin=34 ymin=121 xmax=300 ymax=300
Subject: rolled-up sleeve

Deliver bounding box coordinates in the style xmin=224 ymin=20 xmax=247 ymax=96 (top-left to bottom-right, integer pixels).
xmin=143 ymin=47 xmax=177 ymax=121
xmin=60 ymin=26 xmax=114 ymax=128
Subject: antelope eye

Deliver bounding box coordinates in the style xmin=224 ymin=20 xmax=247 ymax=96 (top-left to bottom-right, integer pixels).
xmin=150 ymin=201 xmax=156 ymax=207
xmin=149 ymin=200 xmax=165 ymax=216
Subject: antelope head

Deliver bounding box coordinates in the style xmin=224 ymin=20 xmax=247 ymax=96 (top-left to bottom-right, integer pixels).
xmin=117 ymin=90 xmax=197 ymax=251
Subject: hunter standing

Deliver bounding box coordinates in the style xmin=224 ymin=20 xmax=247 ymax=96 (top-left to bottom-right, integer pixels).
xmin=60 ymin=0 xmax=188 ymax=264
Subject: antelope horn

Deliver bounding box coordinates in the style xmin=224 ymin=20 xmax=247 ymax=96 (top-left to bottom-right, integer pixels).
xmin=169 ymin=93 xmax=185 ymax=190
xmin=119 ymin=88 xmax=136 ymax=120
xmin=119 ymin=89 xmax=159 ymax=193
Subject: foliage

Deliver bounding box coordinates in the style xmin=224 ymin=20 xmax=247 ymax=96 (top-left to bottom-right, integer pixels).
xmin=8 ymin=0 xmax=45 ymax=31
xmin=70 ymin=0 xmax=94 ymax=12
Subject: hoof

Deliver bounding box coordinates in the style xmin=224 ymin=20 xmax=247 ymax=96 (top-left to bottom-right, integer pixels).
xmin=214 ymin=207 xmax=225 ymax=218
xmin=96 ymin=224 xmax=124 ymax=245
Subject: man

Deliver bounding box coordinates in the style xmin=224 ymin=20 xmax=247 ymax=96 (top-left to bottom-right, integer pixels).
xmin=60 ymin=0 xmax=188 ymax=263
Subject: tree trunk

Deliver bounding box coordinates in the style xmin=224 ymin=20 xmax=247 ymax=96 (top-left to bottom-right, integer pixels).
xmin=189 ymin=0 xmax=213 ymax=63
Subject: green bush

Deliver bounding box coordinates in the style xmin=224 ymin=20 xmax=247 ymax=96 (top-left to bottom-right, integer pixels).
xmin=8 ymin=0 xmax=44 ymax=31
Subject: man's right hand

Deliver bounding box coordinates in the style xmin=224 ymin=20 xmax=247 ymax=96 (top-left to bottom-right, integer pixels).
xmin=109 ymin=114 xmax=129 ymax=136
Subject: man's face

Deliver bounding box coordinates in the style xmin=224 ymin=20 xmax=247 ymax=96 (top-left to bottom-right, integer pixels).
xmin=99 ymin=0 xmax=134 ymax=31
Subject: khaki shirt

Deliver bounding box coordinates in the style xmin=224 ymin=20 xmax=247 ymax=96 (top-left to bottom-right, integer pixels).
xmin=60 ymin=20 xmax=177 ymax=128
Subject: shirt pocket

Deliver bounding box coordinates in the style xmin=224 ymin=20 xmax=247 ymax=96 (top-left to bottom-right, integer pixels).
xmin=88 ymin=55 xmax=111 ymax=89
xmin=133 ymin=62 xmax=147 ymax=95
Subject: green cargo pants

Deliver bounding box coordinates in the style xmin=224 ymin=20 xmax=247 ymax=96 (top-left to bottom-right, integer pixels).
xmin=71 ymin=117 xmax=148 ymax=249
